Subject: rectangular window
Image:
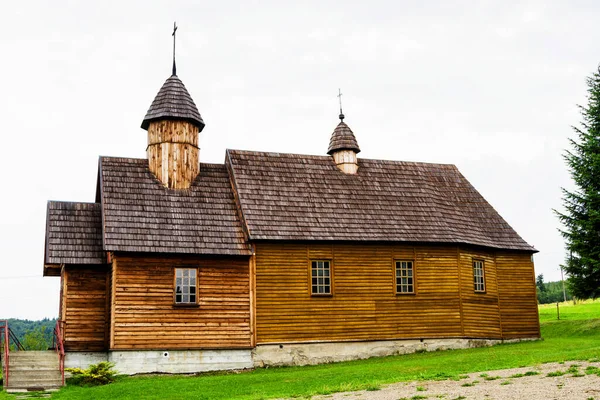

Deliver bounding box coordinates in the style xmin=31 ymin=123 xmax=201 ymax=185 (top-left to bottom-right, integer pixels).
xmin=311 ymin=260 xmax=331 ymax=295
xmin=175 ymin=268 xmax=197 ymax=304
xmin=473 ymin=260 xmax=485 ymax=292
xmin=395 ymin=260 xmax=414 ymax=294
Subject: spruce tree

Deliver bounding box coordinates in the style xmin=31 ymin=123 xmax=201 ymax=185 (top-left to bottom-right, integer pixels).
xmin=556 ymin=65 xmax=600 ymax=299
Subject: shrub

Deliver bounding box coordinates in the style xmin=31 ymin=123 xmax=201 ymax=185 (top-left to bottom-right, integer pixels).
xmin=66 ymin=361 xmax=118 ymax=386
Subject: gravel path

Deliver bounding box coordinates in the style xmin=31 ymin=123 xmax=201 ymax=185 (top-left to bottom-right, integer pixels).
xmin=310 ymin=361 xmax=600 ymax=400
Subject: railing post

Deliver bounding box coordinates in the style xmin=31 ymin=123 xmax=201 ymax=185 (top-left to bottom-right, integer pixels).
xmin=53 ymin=319 xmax=65 ymax=386
xmin=1 ymin=320 xmax=10 ymax=388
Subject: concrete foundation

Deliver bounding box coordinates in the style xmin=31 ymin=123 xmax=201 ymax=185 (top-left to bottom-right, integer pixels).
xmin=65 ymin=352 xmax=108 ymax=369
xmin=63 ymin=337 xmax=538 ymax=374
xmin=252 ymin=338 xmax=533 ymax=367
xmin=64 ymin=349 xmax=252 ymax=375
xmin=108 ymin=349 xmax=253 ymax=375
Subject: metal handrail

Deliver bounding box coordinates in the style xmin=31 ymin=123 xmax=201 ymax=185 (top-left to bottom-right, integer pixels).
xmin=53 ymin=320 xmax=65 ymax=386
xmin=1 ymin=319 xmax=24 ymax=388
xmin=1 ymin=321 xmax=8 ymax=387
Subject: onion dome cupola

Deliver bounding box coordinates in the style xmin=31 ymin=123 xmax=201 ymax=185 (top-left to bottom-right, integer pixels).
xmin=141 ymin=23 xmax=205 ymax=190
xmin=328 ymin=89 xmax=360 ymax=174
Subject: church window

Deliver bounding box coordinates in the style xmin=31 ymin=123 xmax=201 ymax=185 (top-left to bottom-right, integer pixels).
xmin=311 ymin=260 xmax=332 ymax=295
xmin=473 ymin=260 xmax=485 ymax=292
xmin=175 ymin=268 xmax=197 ymax=304
xmin=395 ymin=260 xmax=415 ymax=294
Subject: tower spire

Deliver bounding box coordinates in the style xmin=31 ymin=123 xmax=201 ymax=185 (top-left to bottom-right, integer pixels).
xmin=172 ymin=22 xmax=178 ymax=76
xmin=337 ymin=88 xmax=344 ymax=121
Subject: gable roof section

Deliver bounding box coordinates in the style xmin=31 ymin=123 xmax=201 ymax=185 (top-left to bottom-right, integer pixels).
xmin=99 ymin=157 xmax=251 ymax=256
xmin=45 ymin=201 xmax=105 ymax=266
xmin=226 ymin=150 xmax=535 ymax=252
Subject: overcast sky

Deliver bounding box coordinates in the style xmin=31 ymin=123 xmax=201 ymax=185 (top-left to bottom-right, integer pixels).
xmin=1 ymin=1 xmax=599 ymax=319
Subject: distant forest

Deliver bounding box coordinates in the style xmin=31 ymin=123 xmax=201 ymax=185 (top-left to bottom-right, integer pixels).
xmin=4 ymin=318 xmax=57 ymax=349
xmin=536 ymin=275 xmax=572 ymax=304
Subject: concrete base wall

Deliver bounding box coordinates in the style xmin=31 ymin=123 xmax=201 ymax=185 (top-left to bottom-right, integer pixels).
xmin=252 ymin=338 xmax=535 ymax=367
xmin=65 ymin=352 xmax=108 ymax=369
xmin=64 ymin=337 xmax=538 ymax=374
xmin=64 ymin=349 xmax=252 ymax=375
xmin=109 ymin=349 xmax=253 ymax=375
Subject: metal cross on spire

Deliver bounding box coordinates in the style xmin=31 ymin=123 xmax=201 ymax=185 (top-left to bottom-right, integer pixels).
xmin=337 ymin=88 xmax=345 ymax=121
xmin=172 ymin=22 xmax=178 ymax=76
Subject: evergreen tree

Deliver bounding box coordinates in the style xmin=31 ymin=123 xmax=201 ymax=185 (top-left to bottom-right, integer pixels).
xmin=556 ymin=65 xmax=600 ymax=299
xmin=536 ymin=274 xmax=546 ymax=293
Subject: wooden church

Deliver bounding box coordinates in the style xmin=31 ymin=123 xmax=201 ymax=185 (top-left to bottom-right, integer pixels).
xmin=43 ymin=47 xmax=539 ymax=374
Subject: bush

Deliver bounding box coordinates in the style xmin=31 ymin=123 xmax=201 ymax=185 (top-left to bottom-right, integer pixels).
xmin=66 ymin=361 xmax=118 ymax=386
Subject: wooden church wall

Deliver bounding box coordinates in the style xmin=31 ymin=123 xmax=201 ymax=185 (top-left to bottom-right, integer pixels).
xmin=496 ymin=252 xmax=540 ymax=338
xmin=61 ymin=265 xmax=110 ymax=352
xmin=109 ymin=254 xmax=253 ymax=350
xmin=254 ymin=242 xmax=539 ymax=344
xmin=254 ymin=242 xmax=464 ymax=344
xmin=459 ymin=249 xmax=502 ymax=338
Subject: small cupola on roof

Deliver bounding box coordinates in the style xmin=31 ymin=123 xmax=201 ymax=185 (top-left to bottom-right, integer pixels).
xmin=141 ymin=23 xmax=205 ymax=189
xmin=328 ymin=90 xmax=360 ymax=174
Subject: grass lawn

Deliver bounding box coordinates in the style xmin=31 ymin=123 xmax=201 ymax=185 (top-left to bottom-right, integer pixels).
xmin=2 ymin=301 xmax=599 ymax=400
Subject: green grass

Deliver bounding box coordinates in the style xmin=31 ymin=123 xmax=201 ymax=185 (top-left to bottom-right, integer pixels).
xmin=1 ymin=301 xmax=599 ymax=400
xmin=538 ymin=299 xmax=600 ymax=322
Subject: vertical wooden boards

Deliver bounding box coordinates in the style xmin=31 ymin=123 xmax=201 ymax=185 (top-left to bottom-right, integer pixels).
xmin=254 ymin=243 xmax=464 ymax=344
xmin=496 ymin=252 xmax=540 ymax=338
xmin=60 ymin=266 xmax=66 ymax=323
xmin=110 ymin=254 xmax=252 ymax=350
xmin=63 ymin=265 xmax=109 ymax=351
xmin=110 ymin=257 xmax=117 ymax=349
xmin=146 ymin=120 xmax=199 ymax=189
xmin=458 ymin=248 xmax=501 ymax=338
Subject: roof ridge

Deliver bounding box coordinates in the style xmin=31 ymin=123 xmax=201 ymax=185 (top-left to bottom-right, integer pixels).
xmin=226 ymin=149 xmax=457 ymax=167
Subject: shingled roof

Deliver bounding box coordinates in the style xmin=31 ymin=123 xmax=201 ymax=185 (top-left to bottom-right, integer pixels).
xmin=44 ymin=201 xmax=105 ymax=267
xmin=99 ymin=157 xmax=251 ymax=256
xmin=141 ymin=75 xmax=205 ymax=131
xmin=327 ymin=121 xmax=361 ymax=154
xmin=226 ymin=150 xmax=535 ymax=252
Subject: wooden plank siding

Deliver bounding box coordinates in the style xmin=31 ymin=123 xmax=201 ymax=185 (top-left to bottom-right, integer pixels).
xmin=254 ymin=242 xmax=539 ymax=344
xmin=459 ymin=249 xmax=502 ymax=338
xmin=496 ymin=252 xmax=541 ymax=338
xmin=110 ymin=254 xmax=252 ymax=350
xmin=62 ymin=265 xmax=110 ymax=351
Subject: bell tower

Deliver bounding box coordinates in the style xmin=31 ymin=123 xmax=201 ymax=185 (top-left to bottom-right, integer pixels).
xmin=141 ymin=23 xmax=205 ymax=189
xmin=328 ymin=90 xmax=360 ymax=174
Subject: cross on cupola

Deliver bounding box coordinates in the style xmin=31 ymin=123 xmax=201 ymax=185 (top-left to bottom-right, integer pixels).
xmin=328 ymin=89 xmax=361 ymax=174
xmin=338 ymin=88 xmax=345 ymax=122
xmin=172 ymin=22 xmax=178 ymax=76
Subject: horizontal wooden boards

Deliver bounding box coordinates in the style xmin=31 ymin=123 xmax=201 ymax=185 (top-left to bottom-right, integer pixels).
xmin=255 ymin=243 xmax=464 ymax=343
xmin=496 ymin=253 xmax=540 ymax=338
xmin=255 ymin=243 xmax=539 ymax=344
xmin=110 ymin=254 xmax=252 ymax=350
xmin=63 ymin=266 xmax=109 ymax=351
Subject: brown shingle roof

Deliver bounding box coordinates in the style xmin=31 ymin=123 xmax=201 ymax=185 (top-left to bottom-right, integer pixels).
xmin=141 ymin=75 xmax=204 ymax=131
xmin=99 ymin=157 xmax=251 ymax=256
xmin=45 ymin=201 xmax=105 ymax=265
xmin=327 ymin=121 xmax=361 ymax=154
xmin=226 ymin=150 xmax=535 ymax=252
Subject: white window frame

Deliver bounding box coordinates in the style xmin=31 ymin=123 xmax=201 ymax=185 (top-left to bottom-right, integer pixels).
xmin=174 ymin=267 xmax=198 ymax=304
xmin=473 ymin=260 xmax=485 ymax=293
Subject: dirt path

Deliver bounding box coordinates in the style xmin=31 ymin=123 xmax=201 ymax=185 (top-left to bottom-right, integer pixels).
xmin=311 ymin=361 xmax=600 ymax=400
